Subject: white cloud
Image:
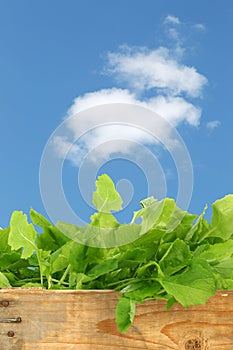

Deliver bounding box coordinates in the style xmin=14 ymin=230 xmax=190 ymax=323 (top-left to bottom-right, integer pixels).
xmin=66 ymin=88 xmax=137 ymax=116
xmin=52 ymin=135 xmax=86 ymax=166
xmin=54 ymin=89 xmax=152 ymax=166
xmin=53 ymin=19 xmax=207 ymax=167
xmin=164 ymin=15 xmax=181 ymax=25
xmin=67 ymin=88 xmax=201 ymax=128
xmin=106 ymin=46 xmax=207 ymax=97
xmin=54 ymin=88 xmax=202 ymax=166
xmin=147 ymin=95 xmax=201 ymax=126
xmin=206 ymin=120 xmax=221 ymax=130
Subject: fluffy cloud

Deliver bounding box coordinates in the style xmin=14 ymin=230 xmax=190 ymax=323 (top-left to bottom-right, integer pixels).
xmin=67 ymin=88 xmax=201 ymax=127
xmin=53 ymin=88 xmax=202 ymax=166
xmin=66 ymin=88 xmax=137 ymax=116
xmin=106 ymin=46 xmax=207 ymax=97
xmin=53 ymin=17 xmax=207 ymax=166
xmin=146 ymin=95 xmax=201 ymax=126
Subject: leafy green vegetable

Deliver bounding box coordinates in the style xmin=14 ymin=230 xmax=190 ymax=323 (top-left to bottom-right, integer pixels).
xmin=159 ymin=238 xmax=191 ymax=276
xmin=1 ymin=174 xmax=233 ymax=333
xmin=0 ymin=271 xmax=11 ymax=287
xmin=92 ymin=174 xmax=123 ymax=212
xmin=9 ymin=211 xmax=37 ymax=259
xmin=160 ymin=259 xmax=216 ymax=307
xmin=115 ymin=297 xmax=136 ymax=333
xmin=206 ymin=195 xmax=233 ymax=240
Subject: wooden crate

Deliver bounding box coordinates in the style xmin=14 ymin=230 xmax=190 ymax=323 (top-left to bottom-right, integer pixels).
xmin=0 ymin=289 xmax=233 ymax=350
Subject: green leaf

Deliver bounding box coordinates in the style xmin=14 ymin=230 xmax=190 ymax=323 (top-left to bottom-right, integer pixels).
xmin=30 ymin=208 xmax=51 ymax=228
xmin=36 ymin=226 xmax=70 ymax=251
xmin=131 ymin=200 xmax=164 ymax=235
xmin=0 ymin=272 xmax=11 ymax=287
xmin=216 ymin=278 xmax=233 ymax=289
xmin=117 ymin=248 xmax=148 ymax=266
xmin=57 ymin=221 xmax=141 ymax=248
xmin=92 ymin=174 xmax=123 ymax=212
xmin=0 ymin=252 xmax=25 ymax=270
xmin=2 ymin=272 xmax=16 ymax=285
xmin=9 ymin=211 xmax=37 ymax=259
xmin=31 ymin=208 xmax=70 ymax=252
xmin=212 ymin=257 xmax=233 ymax=279
xmin=159 ymin=239 xmax=191 ymax=276
xmin=37 ymin=249 xmax=51 ymax=278
xmin=50 ymin=241 xmax=74 ymax=274
xmin=121 ymin=227 xmax=162 ymax=259
xmin=156 ymin=198 xmax=177 ymax=228
xmin=116 ymin=297 xmax=136 ymax=333
xmin=185 ymin=205 xmax=208 ymax=243
xmin=68 ymin=243 xmax=88 ymax=273
xmin=195 ymin=240 xmax=233 ymax=263
xmin=69 ymin=272 xmax=91 ymax=289
xmin=165 ymin=205 xmax=197 ymax=234
xmin=56 ymin=222 xmax=89 ymax=244
xmin=132 ymin=198 xmax=196 ymax=238
xmin=207 ymin=195 xmax=233 ymax=240
xmin=0 ymin=228 xmax=24 ymax=269
xmin=87 ymin=258 xmax=118 ymax=279
xmin=89 ymin=212 xmax=120 ymax=228
xmin=140 ymin=196 xmax=157 ymax=208
xmin=136 ymin=261 xmax=157 ymax=278
xmin=161 ymin=259 xmax=216 ymax=307
xmin=0 ymin=228 xmax=10 ymax=253
xmin=121 ymin=280 xmax=162 ymax=302
xmin=166 ymin=296 xmax=177 ymax=309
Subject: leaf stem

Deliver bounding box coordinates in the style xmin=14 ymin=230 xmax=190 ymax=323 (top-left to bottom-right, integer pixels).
xmin=58 ymin=264 xmax=71 ymax=286
xmin=51 ymin=278 xmax=70 ymax=286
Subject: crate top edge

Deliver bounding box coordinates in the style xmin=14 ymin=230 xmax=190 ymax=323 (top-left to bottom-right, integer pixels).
xmin=0 ymin=288 xmax=118 ymax=295
xmin=0 ymin=288 xmax=233 ymax=297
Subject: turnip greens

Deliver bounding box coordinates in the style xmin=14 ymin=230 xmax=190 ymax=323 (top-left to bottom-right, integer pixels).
xmin=1 ymin=174 xmax=233 ymax=332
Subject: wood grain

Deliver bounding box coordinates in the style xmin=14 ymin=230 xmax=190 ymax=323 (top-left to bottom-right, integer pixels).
xmin=0 ymin=289 xmax=233 ymax=350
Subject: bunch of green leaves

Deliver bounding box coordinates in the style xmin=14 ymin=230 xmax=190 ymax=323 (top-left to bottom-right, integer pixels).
xmin=1 ymin=173 xmax=233 ymax=333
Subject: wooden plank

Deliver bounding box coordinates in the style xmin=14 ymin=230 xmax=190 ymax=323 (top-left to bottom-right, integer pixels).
xmin=0 ymin=289 xmax=233 ymax=349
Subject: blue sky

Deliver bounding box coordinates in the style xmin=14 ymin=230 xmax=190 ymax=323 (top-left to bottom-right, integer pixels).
xmin=1 ymin=0 xmax=233 ymax=227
